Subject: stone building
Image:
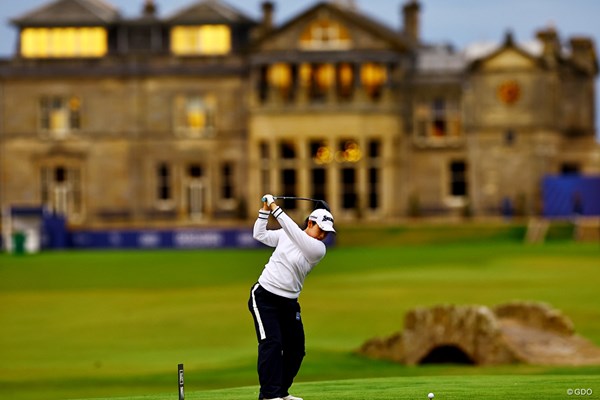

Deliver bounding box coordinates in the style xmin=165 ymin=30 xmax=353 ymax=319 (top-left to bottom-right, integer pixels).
xmin=0 ymin=0 xmax=598 ymax=228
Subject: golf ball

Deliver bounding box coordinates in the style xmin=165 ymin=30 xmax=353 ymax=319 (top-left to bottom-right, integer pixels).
xmin=428 ymin=393 xmax=434 ymax=399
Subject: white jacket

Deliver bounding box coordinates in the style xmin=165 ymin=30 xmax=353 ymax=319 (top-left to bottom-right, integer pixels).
xmin=253 ymin=207 xmax=326 ymax=299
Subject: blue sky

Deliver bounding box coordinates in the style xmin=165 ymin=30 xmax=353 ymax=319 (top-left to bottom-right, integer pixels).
xmin=1 ymin=0 xmax=599 ymax=137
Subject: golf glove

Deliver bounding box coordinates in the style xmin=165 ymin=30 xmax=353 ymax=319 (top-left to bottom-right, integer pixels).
xmin=262 ymin=194 xmax=275 ymax=206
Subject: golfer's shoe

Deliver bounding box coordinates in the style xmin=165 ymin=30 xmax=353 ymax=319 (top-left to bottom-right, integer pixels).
xmin=283 ymin=396 xmax=303 ymax=400
xmin=263 ymin=398 xmax=283 ymax=400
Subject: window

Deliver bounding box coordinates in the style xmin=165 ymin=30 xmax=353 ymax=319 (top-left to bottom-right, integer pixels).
xmin=268 ymin=63 xmax=293 ymax=101
xmin=41 ymin=165 xmax=82 ymax=219
xmin=504 ymin=129 xmax=516 ymax=146
xmin=281 ymin=169 xmax=297 ymax=209
xmin=300 ymin=63 xmax=334 ymax=102
xmin=335 ymin=140 xmax=362 ymax=163
xmin=21 ymin=27 xmax=107 ymax=58
xmin=171 ymin=25 xmax=230 ymax=55
xmin=174 ymin=94 xmax=216 ymax=136
xmin=432 ymin=98 xmax=446 ymax=136
xmin=415 ymin=99 xmax=462 ymax=140
xmin=259 ymin=141 xmax=270 ymax=194
xmin=368 ymin=167 xmax=379 ymax=209
xmin=189 ymin=164 xmax=203 ymax=178
xmin=337 ymin=63 xmax=354 ymax=100
xmin=341 ymin=167 xmax=357 ymax=209
xmin=280 ymin=141 xmax=296 ymax=159
xmin=368 ymin=139 xmax=381 ymax=210
xmin=157 ymin=163 xmax=172 ymax=202
xmin=299 ymin=18 xmax=351 ymax=50
xmin=312 ymin=168 xmax=327 ymax=204
xmin=361 ymin=63 xmax=386 ymax=100
xmin=222 ymin=163 xmax=234 ymax=200
xmin=40 ymin=96 xmax=81 ymax=136
xmin=260 ymin=142 xmax=270 ymax=161
xmin=311 ymin=140 xmax=332 ymax=164
xmin=368 ymin=140 xmax=381 ymax=159
xmin=449 ymin=161 xmax=467 ymax=197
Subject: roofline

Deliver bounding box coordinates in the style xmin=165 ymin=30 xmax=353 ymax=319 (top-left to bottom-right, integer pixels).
xmin=10 ymin=0 xmax=121 ymax=26
xmin=251 ymin=2 xmax=413 ymax=53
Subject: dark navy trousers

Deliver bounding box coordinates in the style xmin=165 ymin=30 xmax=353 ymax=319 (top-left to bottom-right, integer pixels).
xmin=248 ymin=283 xmax=305 ymax=400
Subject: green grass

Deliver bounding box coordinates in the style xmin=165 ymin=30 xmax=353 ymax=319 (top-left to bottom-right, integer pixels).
xmin=0 ymin=235 xmax=599 ymax=400
xmin=75 ymin=375 xmax=600 ymax=400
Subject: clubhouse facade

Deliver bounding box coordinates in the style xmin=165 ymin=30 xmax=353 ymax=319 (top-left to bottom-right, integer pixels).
xmin=0 ymin=0 xmax=598 ymax=227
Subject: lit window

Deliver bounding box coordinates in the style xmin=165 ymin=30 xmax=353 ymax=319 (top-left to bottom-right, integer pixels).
xmin=311 ymin=140 xmax=332 ymax=165
xmin=415 ymin=99 xmax=462 ymax=140
xmin=21 ymin=27 xmax=107 ymax=58
xmin=174 ymin=94 xmax=216 ymax=136
xmin=40 ymin=95 xmax=81 ymax=137
xmin=299 ymin=18 xmax=351 ymax=50
xmin=171 ymin=25 xmax=231 ymax=55
xmin=268 ymin=63 xmax=293 ymax=100
xmin=337 ymin=63 xmax=354 ymax=99
xmin=316 ymin=64 xmax=335 ymax=88
xmin=361 ymin=63 xmax=387 ymax=100
xmin=335 ymin=140 xmax=362 ymax=163
xmin=300 ymin=63 xmax=334 ymax=101
xmin=268 ymin=63 xmax=291 ymax=88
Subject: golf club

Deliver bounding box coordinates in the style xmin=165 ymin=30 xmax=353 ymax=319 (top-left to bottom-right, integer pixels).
xmin=262 ymin=196 xmax=331 ymax=211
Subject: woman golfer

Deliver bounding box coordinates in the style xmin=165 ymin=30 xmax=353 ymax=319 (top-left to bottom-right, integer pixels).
xmin=248 ymin=194 xmax=335 ymax=400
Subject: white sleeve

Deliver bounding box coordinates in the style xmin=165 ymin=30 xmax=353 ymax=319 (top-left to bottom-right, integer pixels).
xmin=253 ymin=209 xmax=280 ymax=247
xmin=271 ymin=206 xmax=326 ymax=264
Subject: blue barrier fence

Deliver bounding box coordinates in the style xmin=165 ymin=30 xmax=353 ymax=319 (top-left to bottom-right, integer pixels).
xmin=68 ymin=228 xmax=263 ymax=249
xmin=4 ymin=205 xmax=335 ymax=251
xmin=4 ymin=206 xmax=337 ymax=251
xmin=542 ymin=175 xmax=600 ymax=217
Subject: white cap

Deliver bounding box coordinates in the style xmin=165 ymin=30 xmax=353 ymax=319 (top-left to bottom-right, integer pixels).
xmin=308 ymin=208 xmax=336 ymax=233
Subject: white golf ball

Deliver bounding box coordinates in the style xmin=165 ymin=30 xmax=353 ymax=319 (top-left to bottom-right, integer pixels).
xmin=428 ymin=393 xmax=435 ymax=399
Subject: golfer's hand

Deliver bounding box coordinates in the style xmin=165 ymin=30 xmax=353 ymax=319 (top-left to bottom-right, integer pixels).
xmin=262 ymin=194 xmax=275 ymax=208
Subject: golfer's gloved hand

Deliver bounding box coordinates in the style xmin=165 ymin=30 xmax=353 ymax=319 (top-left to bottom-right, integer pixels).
xmin=262 ymin=194 xmax=275 ymax=206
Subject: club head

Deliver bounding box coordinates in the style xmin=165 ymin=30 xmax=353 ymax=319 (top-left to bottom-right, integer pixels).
xmin=314 ymin=200 xmax=331 ymax=212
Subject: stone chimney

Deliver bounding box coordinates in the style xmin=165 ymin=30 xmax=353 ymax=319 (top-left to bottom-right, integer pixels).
xmin=402 ymin=0 xmax=420 ymax=43
xmin=569 ymin=37 xmax=598 ymax=75
xmin=142 ymin=0 xmax=157 ymax=17
xmin=536 ymin=27 xmax=560 ymax=67
xmin=261 ymin=1 xmax=274 ymax=32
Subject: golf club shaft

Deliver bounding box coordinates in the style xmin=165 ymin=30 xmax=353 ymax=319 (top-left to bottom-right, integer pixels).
xmin=261 ymin=195 xmax=331 ymax=211
xmin=274 ymin=196 xmax=319 ymax=202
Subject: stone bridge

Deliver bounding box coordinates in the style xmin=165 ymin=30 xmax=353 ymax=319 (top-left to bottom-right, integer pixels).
xmin=358 ymin=302 xmax=600 ymax=365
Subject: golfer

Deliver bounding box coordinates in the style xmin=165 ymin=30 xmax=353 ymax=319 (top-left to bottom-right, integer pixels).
xmin=248 ymin=194 xmax=335 ymax=400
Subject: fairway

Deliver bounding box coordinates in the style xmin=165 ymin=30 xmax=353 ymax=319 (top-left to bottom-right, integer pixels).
xmin=77 ymin=375 xmax=599 ymax=400
xmin=1 ymin=239 xmax=599 ymax=400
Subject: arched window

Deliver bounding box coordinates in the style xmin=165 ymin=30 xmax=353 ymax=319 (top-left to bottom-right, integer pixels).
xmin=268 ymin=63 xmax=292 ymax=100
xmin=361 ymin=63 xmax=387 ymax=100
